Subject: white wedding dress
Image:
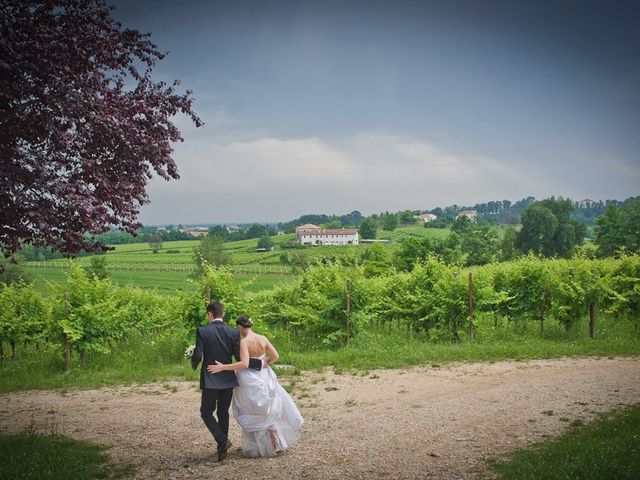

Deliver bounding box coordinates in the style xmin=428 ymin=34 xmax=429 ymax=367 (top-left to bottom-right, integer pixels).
xmin=232 ymin=356 xmax=304 ymax=457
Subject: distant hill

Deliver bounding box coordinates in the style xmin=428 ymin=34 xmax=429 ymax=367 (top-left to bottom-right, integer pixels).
xmin=279 ymin=196 xmax=639 ymax=229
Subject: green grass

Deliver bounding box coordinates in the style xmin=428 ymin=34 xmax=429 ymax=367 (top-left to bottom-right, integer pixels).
xmin=276 ymin=317 xmax=640 ymax=371
xmin=0 ymin=333 xmax=198 ymax=393
xmin=491 ymin=404 xmax=640 ymax=480
xmin=0 ymin=429 xmax=133 ymax=479
xmin=378 ymin=224 xmax=451 ymax=241
xmin=1 ymin=316 xmax=637 ymax=393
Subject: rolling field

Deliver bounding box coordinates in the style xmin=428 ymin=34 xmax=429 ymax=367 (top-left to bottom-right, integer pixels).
xmin=27 ymin=267 xmax=294 ymax=296
xmin=378 ymin=224 xmax=451 ymax=241
xmin=25 ymin=225 xmax=451 ymax=294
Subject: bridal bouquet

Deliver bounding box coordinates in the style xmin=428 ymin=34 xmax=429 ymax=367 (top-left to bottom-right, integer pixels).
xmin=184 ymin=344 xmax=195 ymax=359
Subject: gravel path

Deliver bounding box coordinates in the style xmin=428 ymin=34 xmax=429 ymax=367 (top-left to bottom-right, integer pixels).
xmin=1 ymin=357 xmax=639 ymax=479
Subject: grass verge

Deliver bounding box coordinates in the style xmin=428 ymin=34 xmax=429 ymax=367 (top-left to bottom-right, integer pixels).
xmin=0 ymin=333 xmax=198 ymax=393
xmin=491 ymin=404 xmax=640 ymax=480
xmin=0 ymin=316 xmax=638 ymax=393
xmin=0 ymin=428 xmax=133 ymax=479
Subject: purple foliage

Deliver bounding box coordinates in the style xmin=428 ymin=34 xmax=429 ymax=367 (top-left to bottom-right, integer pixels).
xmin=0 ymin=0 xmax=202 ymax=256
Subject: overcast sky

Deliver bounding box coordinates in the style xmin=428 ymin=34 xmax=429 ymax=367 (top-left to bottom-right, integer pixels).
xmin=111 ymin=0 xmax=640 ymax=225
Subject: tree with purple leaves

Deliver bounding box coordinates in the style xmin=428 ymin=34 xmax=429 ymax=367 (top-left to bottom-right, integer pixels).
xmin=0 ymin=0 xmax=202 ymax=258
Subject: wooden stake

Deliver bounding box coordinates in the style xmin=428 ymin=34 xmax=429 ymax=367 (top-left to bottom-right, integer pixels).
xmin=468 ymin=272 xmax=475 ymax=341
xmin=345 ymin=278 xmax=352 ymax=345
xmin=64 ymin=292 xmax=71 ymax=372
xmin=589 ymin=303 xmax=596 ymax=339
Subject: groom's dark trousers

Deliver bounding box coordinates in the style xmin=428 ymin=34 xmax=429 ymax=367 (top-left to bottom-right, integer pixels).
xmin=200 ymin=388 xmax=233 ymax=446
xmin=191 ymin=320 xmax=241 ymax=449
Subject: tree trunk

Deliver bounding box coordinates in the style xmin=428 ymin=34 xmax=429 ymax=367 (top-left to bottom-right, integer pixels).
xmin=589 ymin=303 xmax=596 ymax=339
xmin=10 ymin=340 xmax=15 ymax=359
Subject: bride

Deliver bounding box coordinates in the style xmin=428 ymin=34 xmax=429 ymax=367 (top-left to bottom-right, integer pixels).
xmin=207 ymin=315 xmax=304 ymax=457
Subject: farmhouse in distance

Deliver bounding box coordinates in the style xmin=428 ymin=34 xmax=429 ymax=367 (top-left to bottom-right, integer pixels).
xmin=295 ymin=224 xmax=359 ymax=246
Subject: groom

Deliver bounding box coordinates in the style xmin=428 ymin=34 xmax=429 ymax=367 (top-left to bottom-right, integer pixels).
xmin=191 ymin=300 xmax=262 ymax=462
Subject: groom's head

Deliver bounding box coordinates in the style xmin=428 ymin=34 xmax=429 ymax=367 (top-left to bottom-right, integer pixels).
xmin=207 ymin=300 xmax=224 ymax=320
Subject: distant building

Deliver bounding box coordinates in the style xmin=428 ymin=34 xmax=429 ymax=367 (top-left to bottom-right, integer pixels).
xmin=295 ymin=224 xmax=359 ymax=246
xmin=178 ymin=227 xmax=208 ymax=237
xmin=456 ymin=210 xmax=477 ymax=222
xmin=417 ymin=213 xmax=437 ymax=223
xmin=577 ymin=199 xmax=595 ymax=208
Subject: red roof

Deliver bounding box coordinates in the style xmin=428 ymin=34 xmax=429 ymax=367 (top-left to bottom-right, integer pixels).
xmin=296 ymin=224 xmax=358 ymax=235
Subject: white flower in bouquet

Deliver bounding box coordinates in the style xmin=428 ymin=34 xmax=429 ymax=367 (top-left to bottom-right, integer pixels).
xmin=184 ymin=344 xmax=195 ymax=358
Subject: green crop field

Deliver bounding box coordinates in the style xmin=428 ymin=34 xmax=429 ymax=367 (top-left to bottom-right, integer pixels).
xmin=24 ymin=225 xmax=451 ymax=294
xmin=27 ymin=266 xmax=294 ymax=296
xmin=378 ymin=224 xmax=450 ymax=241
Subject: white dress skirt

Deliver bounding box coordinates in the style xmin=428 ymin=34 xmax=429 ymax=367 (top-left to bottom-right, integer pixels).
xmin=232 ymin=357 xmax=304 ymax=457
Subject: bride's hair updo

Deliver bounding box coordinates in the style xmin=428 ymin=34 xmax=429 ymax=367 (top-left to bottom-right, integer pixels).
xmin=236 ymin=315 xmax=253 ymax=328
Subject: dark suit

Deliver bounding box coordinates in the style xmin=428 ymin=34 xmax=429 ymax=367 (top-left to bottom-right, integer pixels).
xmin=191 ymin=320 xmax=240 ymax=448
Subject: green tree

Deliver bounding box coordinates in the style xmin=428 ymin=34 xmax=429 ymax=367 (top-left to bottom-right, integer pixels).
xmin=323 ymin=220 xmax=342 ymax=229
xmin=460 ymin=225 xmax=499 ymax=266
xmin=516 ymin=204 xmax=558 ymax=255
xmin=595 ymin=199 xmax=640 ymax=257
xmin=516 ymin=198 xmax=587 ymax=258
xmin=362 ymin=243 xmax=393 ymax=278
xmin=192 ymin=235 xmax=231 ymax=276
xmin=398 ymin=210 xmax=416 ymax=224
xmin=451 ymin=216 xmax=474 ymax=235
xmin=208 ymin=225 xmax=229 ymax=240
xmin=257 ymin=236 xmax=273 ymax=250
xmin=434 ymin=232 xmax=465 ymax=265
xmin=539 ymin=198 xmax=586 ymax=257
xmin=499 ymin=225 xmax=518 ymax=261
xmin=382 ymin=212 xmax=398 ymax=231
xmin=148 ymin=233 xmax=163 ymax=253
xmin=393 ymin=237 xmax=435 ymax=271
xmin=245 ymin=224 xmax=269 ymax=239
xmin=359 ymin=216 xmax=378 ymax=239
xmin=289 ymin=251 xmax=310 ymax=273
xmin=624 ymin=198 xmax=640 ymax=253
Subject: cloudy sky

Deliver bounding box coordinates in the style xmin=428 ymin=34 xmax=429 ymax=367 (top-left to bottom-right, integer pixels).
xmin=112 ymin=0 xmax=640 ymax=225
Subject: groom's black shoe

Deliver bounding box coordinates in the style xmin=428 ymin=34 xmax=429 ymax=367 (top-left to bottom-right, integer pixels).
xmin=217 ymin=440 xmax=232 ymax=462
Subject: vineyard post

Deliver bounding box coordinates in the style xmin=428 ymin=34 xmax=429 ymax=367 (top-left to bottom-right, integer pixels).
xmin=541 ymin=283 xmax=550 ymax=335
xmin=452 ymin=271 xmax=459 ymax=342
xmin=589 ymin=303 xmax=596 ymax=339
xmin=64 ymin=291 xmax=72 ymax=372
xmin=345 ymin=278 xmax=352 ymax=345
xmin=468 ymin=272 xmax=475 ymax=341
xmin=205 ymin=284 xmax=211 ymax=304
